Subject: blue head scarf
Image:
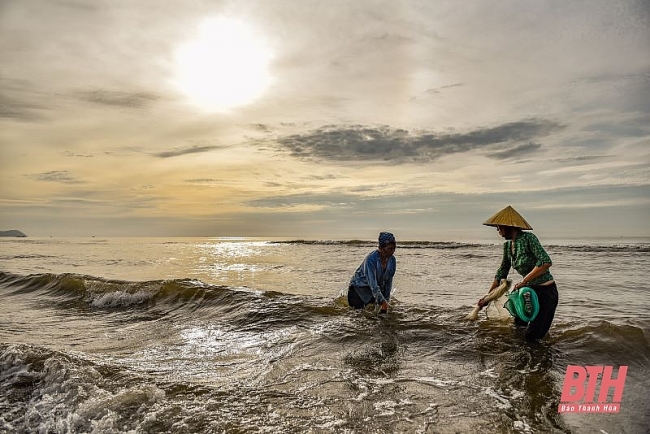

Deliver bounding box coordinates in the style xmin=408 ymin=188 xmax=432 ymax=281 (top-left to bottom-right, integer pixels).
xmin=378 ymin=232 xmax=396 ymax=247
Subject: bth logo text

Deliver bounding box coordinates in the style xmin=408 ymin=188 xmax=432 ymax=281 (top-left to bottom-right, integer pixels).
xmin=558 ymin=365 xmax=627 ymax=413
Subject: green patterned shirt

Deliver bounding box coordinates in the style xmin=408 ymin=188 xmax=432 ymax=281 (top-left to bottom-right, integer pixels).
xmin=495 ymin=232 xmax=554 ymax=284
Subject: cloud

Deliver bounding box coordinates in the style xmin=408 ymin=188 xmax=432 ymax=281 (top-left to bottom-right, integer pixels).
xmin=247 ymin=192 xmax=356 ymax=209
xmin=61 ymin=151 xmax=95 ymax=158
xmin=0 ymin=96 xmax=44 ymax=121
xmin=245 ymin=184 xmax=650 ymax=217
xmin=425 ymin=83 xmax=465 ymax=95
xmin=0 ymin=79 xmax=46 ymax=121
xmin=154 ymin=145 xmax=221 ymax=158
xmin=76 ymin=89 xmax=160 ymax=109
xmin=274 ymin=119 xmax=563 ymax=163
xmin=487 ymin=142 xmax=542 ymax=160
xmin=29 ymin=170 xmax=85 ymax=184
xmin=249 ymin=123 xmax=273 ymax=133
xmin=553 ymin=155 xmax=606 ymax=164
xmin=184 ymin=178 xmax=220 ymax=184
xmin=583 ymin=113 xmax=650 ymax=139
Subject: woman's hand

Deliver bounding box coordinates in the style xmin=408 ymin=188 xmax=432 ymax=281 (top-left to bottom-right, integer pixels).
xmin=513 ymin=281 xmax=528 ymax=291
xmin=514 ymin=263 xmax=550 ymax=290
xmin=478 ymin=283 xmax=496 ymax=308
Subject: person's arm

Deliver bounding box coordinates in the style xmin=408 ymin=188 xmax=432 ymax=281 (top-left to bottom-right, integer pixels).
xmin=380 ymin=260 xmax=395 ymax=311
xmin=378 ymin=276 xmax=392 ymax=310
xmin=513 ymin=263 xmax=551 ymax=290
xmin=513 ymin=234 xmax=552 ymax=289
xmin=363 ymin=252 xmax=386 ymax=305
xmin=478 ymin=243 xmax=510 ymax=307
xmin=494 ymin=242 xmax=511 ymax=282
xmin=384 ymin=257 xmax=396 ymax=298
xmin=384 ymin=276 xmax=393 ymax=299
xmin=478 ymin=278 xmax=500 ymax=307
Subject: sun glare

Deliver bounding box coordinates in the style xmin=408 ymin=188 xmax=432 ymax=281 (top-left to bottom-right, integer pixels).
xmin=174 ymin=17 xmax=273 ymax=112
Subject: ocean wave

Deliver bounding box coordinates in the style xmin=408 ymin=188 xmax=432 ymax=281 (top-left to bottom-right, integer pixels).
xmin=551 ymin=319 xmax=650 ymax=367
xmin=547 ymin=243 xmax=650 ymax=253
xmin=0 ymin=254 xmax=59 ymax=260
xmin=0 ymin=271 xmax=352 ymax=333
xmin=273 ymin=240 xmax=486 ymax=249
xmin=0 ymin=342 xmax=167 ymax=433
xmin=273 ymin=239 xmax=650 ymax=252
xmin=2 ymin=287 xmax=648 ymax=433
xmin=0 ymin=341 xmax=535 ymax=434
xmin=0 ymin=271 xmax=241 ymax=310
xmin=2 ymin=271 xmax=649 ymax=367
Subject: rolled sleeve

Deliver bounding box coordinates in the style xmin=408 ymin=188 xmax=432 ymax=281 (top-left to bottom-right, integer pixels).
xmin=495 ymin=242 xmax=511 ymax=280
xmin=364 ymin=260 xmax=385 ymax=303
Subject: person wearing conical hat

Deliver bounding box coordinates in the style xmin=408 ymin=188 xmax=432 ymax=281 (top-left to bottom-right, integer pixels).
xmin=347 ymin=232 xmax=397 ymax=314
xmin=478 ymin=206 xmax=558 ymax=340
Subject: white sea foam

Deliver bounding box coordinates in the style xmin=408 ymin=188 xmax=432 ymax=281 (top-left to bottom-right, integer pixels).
xmin=514 ymin=419 xmax=533 ymax=433
xmin=374 ymin=400 xmax=398 ymax=416
xmin=412 ymin=376 xmax=462 ymax=388
xmin=479 ymin=368 xmax=499 ymax=378
xmin=90 ymin=290 xmax=153 ymax=308
xmin=484 ymin=387 xmax=512 ymax=409
xmin=315 ymin=417 xmax=346 ymax=429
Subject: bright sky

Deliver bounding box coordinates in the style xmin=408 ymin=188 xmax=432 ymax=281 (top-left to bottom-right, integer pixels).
xmin=1 ymin=0 xmax=649 ymax=240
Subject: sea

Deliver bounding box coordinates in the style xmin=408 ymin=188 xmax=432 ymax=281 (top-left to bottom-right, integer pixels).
xmin=1 ymin=236 xmax=648 ymax=434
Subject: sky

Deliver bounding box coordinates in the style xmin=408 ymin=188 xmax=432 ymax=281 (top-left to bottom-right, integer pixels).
xmin=1 ymin=0 xmax=649 ymax=240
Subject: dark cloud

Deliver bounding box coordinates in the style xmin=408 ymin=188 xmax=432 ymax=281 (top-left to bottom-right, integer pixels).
xmin=155 ymin=146 xmax=221 ymax=158
xmin=274 ymin=119 xmax=562 ymax=163
xmin=247 ymin=192 xmax=357 ymax=209
xmin=77 ymin=90 xmax=160 ymax=109
xmin=62 ymin=151 xmax=94 ymax=158
xmin=553 ymin=155 xmax=606 ymax=164
xmin=305 ymin=174 xmax=338 ymax=181
xmin=184 ymin=178 xmax=225 ymax=185
xmin=584 ymin=113 xmax=650 ymax=138
xmin=425 ymin=83 xmax=464 ymax=95
xmin=250 ymin=123 xmax=273 ymax=133
xmin=0 ymin=98 xmax=44 ymax=121
xmin=29 ymin=170 xmax=84 ymax=184
xmin=0 ymin=80 xmax=46 ymax=121
xmin=487 ymin=142 xmax=542 ymax=160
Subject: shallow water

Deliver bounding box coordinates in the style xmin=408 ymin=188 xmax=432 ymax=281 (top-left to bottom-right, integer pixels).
xmin=1 ymin=237 xmax=649 ymax=433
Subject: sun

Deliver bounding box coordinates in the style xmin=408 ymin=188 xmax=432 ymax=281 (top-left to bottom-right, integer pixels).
xmin=173 ymin=17 xmax=273 ymax=112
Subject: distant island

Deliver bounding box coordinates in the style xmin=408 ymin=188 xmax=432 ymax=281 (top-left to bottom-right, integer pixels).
xmin=0 ymin=230 xmax=27 ymax=237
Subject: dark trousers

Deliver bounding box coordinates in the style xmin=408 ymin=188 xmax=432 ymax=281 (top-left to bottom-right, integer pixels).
xmin=515 ymin=282 xmax=559 ymax=340
xmin=347 ymin=285 xmax=374 ymax=309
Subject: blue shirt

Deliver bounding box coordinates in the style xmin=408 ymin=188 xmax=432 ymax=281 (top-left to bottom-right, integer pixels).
xmin=349 ymin=249 xmax=396 ymax=305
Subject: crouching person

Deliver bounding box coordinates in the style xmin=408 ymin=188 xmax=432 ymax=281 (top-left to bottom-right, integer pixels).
xmin=348 ymin=232 xmax=396 ymax=313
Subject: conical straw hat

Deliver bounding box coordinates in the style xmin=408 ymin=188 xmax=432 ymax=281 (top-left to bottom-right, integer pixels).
xmin=483 ymin=205 xmax=533 ymax=230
